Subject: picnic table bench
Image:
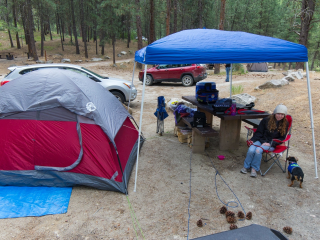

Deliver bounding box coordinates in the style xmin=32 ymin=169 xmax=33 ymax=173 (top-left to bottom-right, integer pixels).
xmin=176 ymin=116 xmax=219 ymax=153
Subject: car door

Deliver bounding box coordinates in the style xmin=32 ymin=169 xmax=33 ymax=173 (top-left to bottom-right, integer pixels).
xmin=153 ymin=64 xmax=170 ymax=80
xmin=167 ymin=64 xmax=184 ymax=80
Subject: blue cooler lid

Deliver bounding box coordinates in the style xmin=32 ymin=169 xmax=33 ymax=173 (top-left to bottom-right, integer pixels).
xmin=196 ymin=82 xmax=216 ymax=89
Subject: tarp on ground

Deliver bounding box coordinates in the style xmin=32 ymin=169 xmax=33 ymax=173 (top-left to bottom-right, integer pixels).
xmin=135 ymin=29 xmax=308 ymax=64
xmin=0 ymin=186 xmax=72 ymax=218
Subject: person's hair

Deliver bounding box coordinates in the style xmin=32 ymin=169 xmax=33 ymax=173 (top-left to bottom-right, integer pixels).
xmin=268 ymin=114 xmax=288 ymax=136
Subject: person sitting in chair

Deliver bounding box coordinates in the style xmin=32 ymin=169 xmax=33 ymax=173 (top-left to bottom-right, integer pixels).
xmin=240 ymin=104 xmax=288 ymax=177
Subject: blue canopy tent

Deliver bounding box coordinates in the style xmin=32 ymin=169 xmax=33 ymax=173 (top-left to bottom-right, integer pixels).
xmin=132 ymin=29 xmax=317 ymax=191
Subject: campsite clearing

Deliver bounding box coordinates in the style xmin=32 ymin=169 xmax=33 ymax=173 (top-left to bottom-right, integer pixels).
xmin=0 ymin=56 xmax=320 ymax=239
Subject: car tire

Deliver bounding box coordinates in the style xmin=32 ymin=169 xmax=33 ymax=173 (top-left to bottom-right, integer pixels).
xmin=110 ymin=91 xmax=125 ymax=103
xmin=181 ymin=75 xmax=194 ymax=87
xmin=145 ymin=75 xmax=154 ymax=86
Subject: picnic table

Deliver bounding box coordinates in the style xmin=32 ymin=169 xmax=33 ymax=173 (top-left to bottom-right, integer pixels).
xmin=181 ymin=96 xmax=270 ymax=151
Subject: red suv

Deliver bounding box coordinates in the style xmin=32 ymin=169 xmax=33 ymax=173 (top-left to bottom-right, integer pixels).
xmin=138 ymin=64 xmax=207 ymax=86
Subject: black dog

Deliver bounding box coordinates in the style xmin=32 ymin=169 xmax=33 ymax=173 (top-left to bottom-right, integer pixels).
xmin=287 ymin=157 xmax=304 ymax=188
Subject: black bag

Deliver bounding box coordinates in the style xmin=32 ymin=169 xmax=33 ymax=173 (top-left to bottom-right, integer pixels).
xmin=192 ymin=111 xmax=206 ymax=128
xmin=213 ymin=98 xmax=232 ymax=112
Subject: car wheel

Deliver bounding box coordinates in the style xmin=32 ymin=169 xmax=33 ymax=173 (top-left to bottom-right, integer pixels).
xmin=181 ymin=75 xmax=194 ymax=87
xmin=110 ymin=91 xmax=125 ymax=103
xmin=145 ymin=75 xmax=153 ymax=86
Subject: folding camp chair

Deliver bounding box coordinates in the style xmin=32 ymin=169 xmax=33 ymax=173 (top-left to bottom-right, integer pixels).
xmin=244 ymin=115 xmax=292 ymax=176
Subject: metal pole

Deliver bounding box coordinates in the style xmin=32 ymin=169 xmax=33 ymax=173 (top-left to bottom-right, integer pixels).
xmin=230 ymin=63 xmax=233 ymax=98
xmin=305 ymin=62 xmax=318 ymax=178
xmin=134 ymin=64 xmax=148 ymax=192
xmin=127 ymin=61 xmax=136 ymax=111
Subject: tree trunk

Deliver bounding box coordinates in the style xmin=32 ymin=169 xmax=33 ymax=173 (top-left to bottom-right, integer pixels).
xmin=80 ymin=0 xmax=88 ymax=58
xmin=5 ymin=0 xmax=14 ymax=48
xmin=135 ymin=0 xmax=143 ymax=69
xmin=149 ymin=0 xmax=155 ymax=43
xmin=70 ymin=0 xmax=80 ymax=54
xmin=48 ymin=16 xmax=52 ymax=40
xmin=166 ymin=0 xmax=171 ymax=36
xmin=13 ymin=0 xmax=21 ymax=49
xmin=198 ymin=0 xmax=203 ymax=28
xmin=100 ymin=30 xmax=105 ymax=55
xmin=127 ymin=14 xmax=131 ymax=48
xmin=173 ymin=0 xmax=177 ymax=32
xmin=311 ymin=42 xmax=320 ymax=70
xmin=214 ymin=0 xmax=226 ymax=74
xmin=112 ymin=34 xmax=116 ymax=65
xmin=296 ymin=0 xmax=315 ymax=70
xmin=26 ymin=0 xmax=38 ymax=61
xmin=20 ymin=4 xmax=28 ymax=45
xmin=68 ymin=25 xmax=73 ymax=43
xmin=57 ymin=13 xmax=64 ymax=51
xmin=40 ymin=3 xmax=44 ymax=56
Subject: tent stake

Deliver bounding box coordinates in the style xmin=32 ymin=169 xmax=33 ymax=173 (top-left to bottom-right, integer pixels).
xmin=305 ymin=62 xmax=318 ymax=179
xmin=134 ymin=64 xmax=148 ymax=192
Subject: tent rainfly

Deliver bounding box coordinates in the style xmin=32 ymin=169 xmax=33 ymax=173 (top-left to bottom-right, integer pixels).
xmin=132 ymin=29 xmax=317 ymax=191
xmin=0 ymin=69 xmax=142 ymax=193
xmin=247 ymin=63 xmax=268 ymax=72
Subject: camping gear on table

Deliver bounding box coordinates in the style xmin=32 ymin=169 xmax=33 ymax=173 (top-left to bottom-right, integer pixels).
xmin=0 ymin=69 xmax=142 ymax=193
xmin=196 ymin=82 xmax=219 ymax=104
xmin=213 ymin=98 xmax=233 ymax=113
xmin=154 ymin=96 xmax=169 ymax=136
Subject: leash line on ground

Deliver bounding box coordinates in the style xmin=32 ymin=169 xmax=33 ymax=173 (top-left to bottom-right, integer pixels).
xmin=205 ymin=151 xmax=247 ymax=219
xmin=126 ymin=195 xmax=145 ymax=240
xmin=187 ymin=149 xmax=193 ymax=240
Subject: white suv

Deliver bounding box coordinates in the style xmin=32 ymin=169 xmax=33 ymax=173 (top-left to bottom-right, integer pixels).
xmin=1 ymin=64 xmax=137 ymax=103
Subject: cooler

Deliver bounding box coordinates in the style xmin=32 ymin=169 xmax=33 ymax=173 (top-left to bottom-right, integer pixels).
xmin=196 ymin=82 xmax=219 ymax=103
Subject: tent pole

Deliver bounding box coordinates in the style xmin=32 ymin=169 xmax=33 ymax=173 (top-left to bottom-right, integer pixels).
xmin=134 ymin=64 xmax=148 ymax=192
xmin=127 ymin=61 xmax=136 ymax=110
xmin=305 ymin=62 xmax=318 ymax=179
xmin=230 ymin=63 xmax=233 ymax=98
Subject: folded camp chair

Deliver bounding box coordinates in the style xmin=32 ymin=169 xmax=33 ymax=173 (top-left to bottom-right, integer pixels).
xmin=244 ymin=115 xmax=292 ymax=176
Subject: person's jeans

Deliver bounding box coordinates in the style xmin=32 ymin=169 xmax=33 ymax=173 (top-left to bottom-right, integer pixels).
xmin=244 ymin=141 xmax=274 ymax=171
xmin=225 ymin=67 xmax=231 ymax=82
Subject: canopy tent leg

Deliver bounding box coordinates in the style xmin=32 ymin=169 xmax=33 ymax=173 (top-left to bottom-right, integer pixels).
xmin=305 ymin=62 xmax=318 ymax=179
xmin=134 ymin=64 xmax=148 ymax=192
xmin=229 ymin=63 xmax=233 ymax=98
xmin=127 ymin=61 xmax=136 ymax=110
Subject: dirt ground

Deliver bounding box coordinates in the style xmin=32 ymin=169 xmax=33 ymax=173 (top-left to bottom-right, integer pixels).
xmin=0 ymin=39 xmax=320 ymax=240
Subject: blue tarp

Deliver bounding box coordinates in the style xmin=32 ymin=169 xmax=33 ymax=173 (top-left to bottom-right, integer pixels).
xmin=135 ymin=29 xmax=308 ymax=64
xmin=0 ymin=186 xmax=72 ymax=218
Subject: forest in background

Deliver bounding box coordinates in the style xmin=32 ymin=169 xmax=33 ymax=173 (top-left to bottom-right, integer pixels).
xmin=0 ymin=0 xmax=319 ymax=70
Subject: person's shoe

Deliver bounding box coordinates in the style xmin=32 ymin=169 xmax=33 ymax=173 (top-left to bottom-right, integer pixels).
xmin=250 ymin=168 xmax=257 ymax=177
xmin=240 ymin=167 xmax=247 ymax=174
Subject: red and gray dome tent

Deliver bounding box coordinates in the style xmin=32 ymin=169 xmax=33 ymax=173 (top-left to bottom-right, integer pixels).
xmin=0 ymin=69 xmax=142 ymax=193
xmin=132 ymin=29 xmax=317 ymax=188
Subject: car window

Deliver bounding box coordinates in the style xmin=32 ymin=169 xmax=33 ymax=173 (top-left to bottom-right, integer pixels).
xmin=81 ymin=67 xmax=107 ymax=79
xmin=65 ymin=68 xmax=100 ymax=82
xmin=158 ymin=64 xmax=171 ymax=69
xmin=19 ymin=68 xmax=39 ymax=75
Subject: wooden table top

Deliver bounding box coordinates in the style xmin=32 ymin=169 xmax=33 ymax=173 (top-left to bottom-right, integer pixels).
xmin=182 ymin=95 xmax=270 ymax=120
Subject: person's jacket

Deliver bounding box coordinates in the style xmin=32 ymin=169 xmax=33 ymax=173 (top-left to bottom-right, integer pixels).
xmin=250 ymin=116 xmax=287 ymax=147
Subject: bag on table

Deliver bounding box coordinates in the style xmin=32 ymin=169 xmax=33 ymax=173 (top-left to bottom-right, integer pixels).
xmin=192 ymin=111 xmax=206 ymax=128
xmin=213 ymin=98 xmax=232 ymax=112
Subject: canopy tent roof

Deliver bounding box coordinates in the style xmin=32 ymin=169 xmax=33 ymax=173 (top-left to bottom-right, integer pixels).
xmin=135 ymin=29 xmax=308 ymax=64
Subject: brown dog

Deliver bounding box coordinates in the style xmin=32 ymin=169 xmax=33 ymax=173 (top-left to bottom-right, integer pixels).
xmin=287 ymin=157 xmax=304 ymax=188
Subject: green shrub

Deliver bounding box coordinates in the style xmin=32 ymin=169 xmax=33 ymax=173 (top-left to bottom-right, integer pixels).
xmin=232 ymin=85 xmax=244 ymax=95
xmin=232 ymin=63 xmax=245 ymax=74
